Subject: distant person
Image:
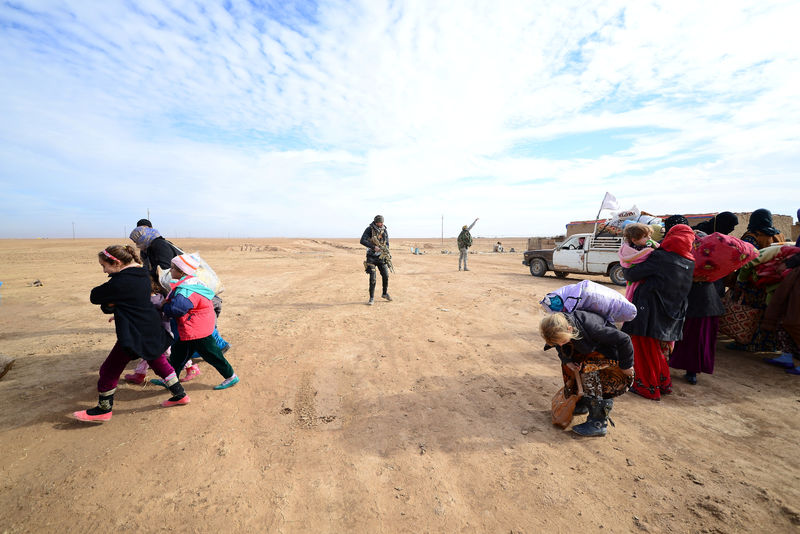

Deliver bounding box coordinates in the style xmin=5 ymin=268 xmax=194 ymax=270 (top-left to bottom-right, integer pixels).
xmin=72 ymin=245 xmax=189 ymax=422
xmin=494 ymin=241 xmax=504 ymax=253
xmin=360 ymin=215 xmax=393 ymax=306
xmin=540 ymin=311 xmax=634 ymax=437
xmin=457 ymin=218 xmax=479 ymax=271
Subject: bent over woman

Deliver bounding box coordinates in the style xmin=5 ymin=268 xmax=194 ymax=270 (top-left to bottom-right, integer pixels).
xmin=540 ymin=310 xmax=634 ymax=437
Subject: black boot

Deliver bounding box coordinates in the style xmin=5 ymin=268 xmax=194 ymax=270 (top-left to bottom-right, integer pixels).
xmin=572 ymin=398 xmax=613 ymax=437
xmin=573 ymin=396 xmax=590 ymax=415
xmin=73 ymin=390 xmax=115 ymax=422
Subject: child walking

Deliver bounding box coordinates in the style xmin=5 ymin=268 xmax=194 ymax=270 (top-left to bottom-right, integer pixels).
xmin=157 ymin=254 xmax=239 ymax=390
xmin=618 ymin=223 xmax=659 ymax=301
xmin=123 ymin=280 xmax=201 ymax=384
xmin=73 ymin=245 xmax=189 ymax=423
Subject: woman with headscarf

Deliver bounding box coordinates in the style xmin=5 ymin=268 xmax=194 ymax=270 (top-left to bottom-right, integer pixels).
xmin=621 ymin=223 xmax=695 ymax=400
xmin=741 ymin=209 xmax=785 ymax=249
xmin=726 ymin=209 xmax=787 ymax=352
xmin=693 ymin=211 xmax=739 ymax=236
xmin=669 ymin=213 xmax=740 ymax=384
xmin=762 ymin=208 xmax=800 ymax=372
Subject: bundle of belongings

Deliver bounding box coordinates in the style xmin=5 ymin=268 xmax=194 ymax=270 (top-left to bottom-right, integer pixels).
xmin=691 ymin=233 xmax=759 ymax=282
xmin=540 ymin=280 xmax=637 ymax=324
xmin=597 ymin=206 xmax=663 ymax=237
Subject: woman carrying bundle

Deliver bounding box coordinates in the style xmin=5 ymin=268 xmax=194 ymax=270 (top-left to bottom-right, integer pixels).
xmin=540 ymin=311 xmax=634 ymax=437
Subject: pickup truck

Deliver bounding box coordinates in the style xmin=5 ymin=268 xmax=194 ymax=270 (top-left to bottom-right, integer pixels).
xmin=522 ymin=232 xmax=626 ymax=286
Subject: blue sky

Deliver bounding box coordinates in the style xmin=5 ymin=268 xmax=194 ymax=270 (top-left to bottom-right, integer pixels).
xmin=1 ymin=0 xmax=798 ymax=238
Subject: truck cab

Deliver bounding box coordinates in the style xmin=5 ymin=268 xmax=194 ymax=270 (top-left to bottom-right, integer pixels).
xmin=523 ymin=233 xmax=627 ymax=285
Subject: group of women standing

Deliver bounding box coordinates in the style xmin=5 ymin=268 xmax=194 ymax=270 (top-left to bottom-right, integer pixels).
xmin=540 ymin=208 xmax=798 ymax=437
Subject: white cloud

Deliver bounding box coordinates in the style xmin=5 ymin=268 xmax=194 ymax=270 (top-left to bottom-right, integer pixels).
xmin=0 ymin=0 xmax=798 ymax=238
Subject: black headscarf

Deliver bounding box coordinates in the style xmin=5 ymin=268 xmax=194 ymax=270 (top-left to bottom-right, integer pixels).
xmin=664 ymin=215 xmax=689 ymax=234
xmin=693 ymin=211 xmax=739 ymax=235
xmin=747 ymin=208 xmax=780 ymax=236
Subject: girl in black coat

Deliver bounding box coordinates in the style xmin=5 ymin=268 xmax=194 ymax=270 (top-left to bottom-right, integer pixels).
xmin=72 ymin=245 xmax=190 ymax=423
xmin=621 ymin=224 xmax=695 ymax=400
xmin=540 ymin=310 xmax=634 ymax=437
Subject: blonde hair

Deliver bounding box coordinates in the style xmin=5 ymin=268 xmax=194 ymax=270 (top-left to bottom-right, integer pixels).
xmin=623 ymin=223 xmax=652 ymax=244
xmin=98 ymin=244 xmax=141 ymax=265
xmin=539 ymin=313 xmax=580 ymax=345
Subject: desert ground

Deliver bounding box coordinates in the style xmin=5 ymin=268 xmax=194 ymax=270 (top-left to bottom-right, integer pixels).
xmin=0 ymin=237 xmax=798 ymax=534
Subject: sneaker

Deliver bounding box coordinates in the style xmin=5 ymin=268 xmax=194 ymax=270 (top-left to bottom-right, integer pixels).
xmin=72 ymin=409 xmax=112 ymax=423
xmin=463 ymin=268 xmax=470 ymax=271
xmin=382 ymin=293 xmax=393 ymax=301
xmin=214 ymin=375 xmax=239 ymax=390
xmin=124 ymin=372 xmax=146 ymax=385
xmin=367 ymin=298 xmax=374 ymax=306
xmin=161 ymin=394 xmax=191 ymax=407
xmin=685 ymin=372 xmax=697 ymax=385
xmin=181 ymin=365 xmax=201 ymax=383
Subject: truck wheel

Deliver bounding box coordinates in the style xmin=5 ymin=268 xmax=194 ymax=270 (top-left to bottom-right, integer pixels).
xmin=608 ymin=263 xmax=626 ymax=286
xmin=529 ymin=258 xmax=547 ymax=277
xmin=554 ymin=271 xmax=568 ymax=279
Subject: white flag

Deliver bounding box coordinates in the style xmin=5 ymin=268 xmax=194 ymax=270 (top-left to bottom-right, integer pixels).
xmin=600 ymin=192 xmax=619 ymax=211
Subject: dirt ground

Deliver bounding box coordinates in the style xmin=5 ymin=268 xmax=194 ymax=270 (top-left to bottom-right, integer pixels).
xmin=0 ymin=237 xmax=798 ymax=534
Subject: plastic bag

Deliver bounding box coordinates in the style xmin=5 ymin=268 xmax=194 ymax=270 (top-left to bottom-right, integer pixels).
xmin=159 ymin=252 xmax=224 ymax=295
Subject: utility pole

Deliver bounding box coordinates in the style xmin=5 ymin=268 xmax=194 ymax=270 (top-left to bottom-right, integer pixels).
xmin=72 ymin=222 xmax=75 ymax=240
xmin=147 ymin=208 xmax=150 ymax=220
xmin=441 ymin=215 xmax=444 ymax=245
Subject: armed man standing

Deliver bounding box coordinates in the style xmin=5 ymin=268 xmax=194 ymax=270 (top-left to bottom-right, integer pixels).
xmin=360 ymin=215 xmax=393 ymax=305
xmin=457 ymin=218 xmax=479 ymax=271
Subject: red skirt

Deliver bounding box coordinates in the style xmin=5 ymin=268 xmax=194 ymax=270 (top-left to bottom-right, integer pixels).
xmin=630 ymin=335 xmax=673 ymax=400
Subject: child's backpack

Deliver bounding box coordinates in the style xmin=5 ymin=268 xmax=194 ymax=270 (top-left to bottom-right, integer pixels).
xmin=540 ymin=279 xmax=637 ymax=323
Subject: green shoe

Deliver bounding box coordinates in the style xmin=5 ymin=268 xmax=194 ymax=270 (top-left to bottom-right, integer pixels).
xmin=214 ymin=375 xmax=239 ymax=390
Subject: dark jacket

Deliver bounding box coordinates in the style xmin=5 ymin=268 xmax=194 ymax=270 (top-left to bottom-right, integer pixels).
xmin=90 ymin=267 xmax=172 ymax=360
xmin=685 ymin=281 xmax=724 ymax=318
xmin=360 ymin=223 xmax=389 ymax=262
xmin=545 ymin=310 xmax=634 ymax=370
xmin=143 ymin=237 xmax=181 ymax=280
xmin=621 ymin=249 xmax=694 ymax=340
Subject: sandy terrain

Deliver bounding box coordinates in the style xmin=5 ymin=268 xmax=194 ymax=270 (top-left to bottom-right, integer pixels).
xmin=0 ymin=237 xmax=798 ymax=533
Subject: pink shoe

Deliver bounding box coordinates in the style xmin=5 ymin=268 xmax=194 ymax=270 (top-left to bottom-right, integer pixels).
xmin=124 ymin=372 xmax=146 ymax=385
xmin=180 ymin=364 xmax=201 ymax=383
xmin=161 ymin=395 xmax=191 ymax=407
xmin=72 ymin=409 xmax=112 ymax=423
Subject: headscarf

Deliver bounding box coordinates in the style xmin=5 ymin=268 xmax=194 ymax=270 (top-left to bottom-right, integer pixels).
xmin=693 ymin=212 xmax=738 ymax=235
xmin=663 ymin=215 xmax=690 ymax=234
xmin=374 ymin=215 xmax=384 ymax=223
xmin=660 ymin=224 xmax=695 ymax=261
xmin=129 ymin=226 xmax=161 ymax=249
xmin=747 ymin=208 xmax=780 ymax=236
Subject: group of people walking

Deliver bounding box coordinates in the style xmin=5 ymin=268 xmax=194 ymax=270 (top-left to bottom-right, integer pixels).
xmin=72 ymin=219 xmax=238 ymax=422
xmin=540 ymin=208 xmax=799 ymax=437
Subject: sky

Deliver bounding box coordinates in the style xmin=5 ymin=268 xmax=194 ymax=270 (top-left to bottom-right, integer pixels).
xmin=1 ymin=0 xmax=798 ymax=239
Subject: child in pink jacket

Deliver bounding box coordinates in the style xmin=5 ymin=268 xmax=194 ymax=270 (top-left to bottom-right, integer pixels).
xmin=158 ymin=254 xmax=239 ymax=390
xmin=618 ymin=223 xmax=659 ymax=302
